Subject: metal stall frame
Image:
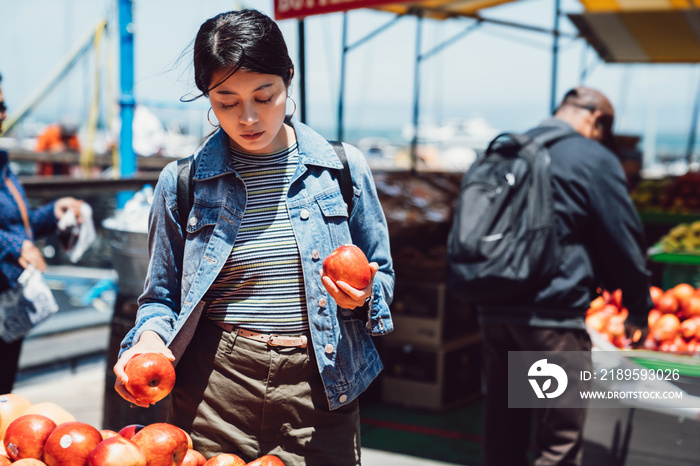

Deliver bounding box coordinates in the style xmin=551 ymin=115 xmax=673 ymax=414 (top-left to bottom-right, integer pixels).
xmin=275 ymin=0 xmax=576 ymax=172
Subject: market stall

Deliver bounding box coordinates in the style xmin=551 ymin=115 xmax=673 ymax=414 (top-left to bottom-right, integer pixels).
xmin=372 ymin=170 xmax=481 ymax=409
xmin=584 ymin=328 xmax=700 ymax=464
xmin=567 ymin=3 xmax=700 ymax=463
xmin=273 ymin=0 xmax=579 ymax=412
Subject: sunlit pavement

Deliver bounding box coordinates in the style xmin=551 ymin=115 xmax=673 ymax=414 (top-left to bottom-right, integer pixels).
xmin=12 ymin=265 xmax=464 ymax=465
xmin=14 ymin=354 xmax=462 ymax=466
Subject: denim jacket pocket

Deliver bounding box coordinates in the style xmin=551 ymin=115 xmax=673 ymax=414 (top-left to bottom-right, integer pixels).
xmin=186 ymin=203 xmax=219 ymax=235
xmin=316 ymin=191 xmax=350 ymax=247
xmin=182 ymin=204 xmax=219 ymax=279
xmin=336 ymin=319 xmax=373 ymax=378
xmin=316 ymin=190 xmax=349 ymax=218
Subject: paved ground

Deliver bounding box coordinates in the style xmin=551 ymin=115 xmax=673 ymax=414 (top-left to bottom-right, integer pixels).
xmin=18 ymin=265 xmax=700 ymax=465
xmin=13 ymin=355 xmax=461 ymax=466
xmin=10 ymin=264 xmax=463 ymax=465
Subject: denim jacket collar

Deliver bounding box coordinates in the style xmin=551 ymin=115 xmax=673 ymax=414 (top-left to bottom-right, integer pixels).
xmin=292 ymin=117 xmax=343 ymax=170
xmin=194 ymin=117 xmax=343 ymax=181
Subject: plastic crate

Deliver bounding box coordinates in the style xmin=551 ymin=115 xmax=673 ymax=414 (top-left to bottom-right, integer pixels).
xmin=648 ymin=249 xmax=700 ymax=289
xmin=661 ymin=263 xmax=700 ymax=290
xmin=589 ymin=328 xmax=700 ymax=417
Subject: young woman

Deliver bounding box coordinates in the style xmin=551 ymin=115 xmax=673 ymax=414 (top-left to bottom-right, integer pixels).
xmin=113 ymin=9 xmax=394 ymax=465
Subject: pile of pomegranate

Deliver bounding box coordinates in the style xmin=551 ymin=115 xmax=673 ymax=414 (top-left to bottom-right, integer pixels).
xmin=586 ymin=283 xmax=700 ymax=352
xmin=0 ymin=394 xmax=283 ymax=466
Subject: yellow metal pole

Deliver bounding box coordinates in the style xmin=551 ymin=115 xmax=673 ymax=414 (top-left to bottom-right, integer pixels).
xmin=81 ymin=21 xmax=106 ymax=173
xmin=0 ymin=19 xmax=108 ymax=137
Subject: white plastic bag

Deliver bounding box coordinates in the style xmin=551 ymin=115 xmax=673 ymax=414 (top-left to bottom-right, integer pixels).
xmin=57 ymin=203 xmax=96 ymax=263
xmin=0 ymin=265 xmax=59 ymax=343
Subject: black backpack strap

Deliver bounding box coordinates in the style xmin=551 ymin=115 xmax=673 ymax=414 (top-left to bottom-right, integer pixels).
xmin=176 ymin=155 xmax=195 ymax=237
xmin=483 ymin=129 xmax=577 ymax=165
xmin=486 ymin=128 xmax=575 ymax=154
xmin=531 ymin=127 xmax=578 ymax=147
xmin=484 ymin=132 xmax=531 ymax=155
xmin=328 ymin=140 xmax=354 ymax=215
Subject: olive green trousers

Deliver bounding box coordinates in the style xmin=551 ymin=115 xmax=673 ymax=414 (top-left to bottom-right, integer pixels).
xmin=168 ymin=317 xmax=361 ymax=466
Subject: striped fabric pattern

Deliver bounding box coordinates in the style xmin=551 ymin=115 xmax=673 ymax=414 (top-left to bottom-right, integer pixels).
xmin=204 ymin=142 xmax=309 ymax=333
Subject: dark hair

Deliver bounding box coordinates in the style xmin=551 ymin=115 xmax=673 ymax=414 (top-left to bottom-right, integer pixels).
xmin=192 ymin=9 xmax=293 ymax=98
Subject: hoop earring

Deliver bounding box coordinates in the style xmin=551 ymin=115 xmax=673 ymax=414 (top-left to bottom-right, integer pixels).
xmin=286 ymin=96 xmax=297 ymax=117
xmin=207 ymin=107 xmax=219 ymax=127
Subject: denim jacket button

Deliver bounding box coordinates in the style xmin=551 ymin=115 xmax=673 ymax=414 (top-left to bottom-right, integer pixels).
xmin=300 ymin=209 xmax=310 ymax=220
xmin=312 ymin=250 xmax=320 ymax=260
xmin=189 ymin=216 xmax=197 ymax=226
xmin=339 ymin=394 xmax=348 ymax=403
xmin=318 ymin=297 xmax=328 ymax=307
xmin=325 ymin=344 xmax=334 ymax=354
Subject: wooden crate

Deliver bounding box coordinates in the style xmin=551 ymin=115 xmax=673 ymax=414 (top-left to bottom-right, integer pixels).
xmin=380 ymin=333 xmax=482 ymax=410
xmin=386 ymin=281 xmax=477 ymax=347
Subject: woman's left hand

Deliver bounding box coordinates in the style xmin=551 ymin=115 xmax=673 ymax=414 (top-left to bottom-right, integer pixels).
xmin=54 ymin=197 xmax=83 ymax=223
xmin=321 ymin=262 xmax=379 ymax=309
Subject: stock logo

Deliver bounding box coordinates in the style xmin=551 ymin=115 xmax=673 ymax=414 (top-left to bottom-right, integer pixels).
xmin=528 ymin=359 xmax=568 ymax=399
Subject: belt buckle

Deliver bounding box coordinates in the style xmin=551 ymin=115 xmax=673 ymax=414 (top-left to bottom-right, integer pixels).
xmin=268 ymin=334 xmax=307 ymax=348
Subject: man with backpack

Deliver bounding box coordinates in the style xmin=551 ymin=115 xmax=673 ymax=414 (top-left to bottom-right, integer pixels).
xmin=449 ymin=86 xmax=652 ymax=465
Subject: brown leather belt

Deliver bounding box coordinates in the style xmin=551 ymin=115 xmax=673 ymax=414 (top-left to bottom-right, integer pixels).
xmin=212 ymin=320 xmax=308 ymax=348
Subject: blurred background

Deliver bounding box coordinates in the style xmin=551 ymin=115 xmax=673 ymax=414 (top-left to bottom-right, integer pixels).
xmin=5 ymin=1 xmax=700 ymax=465
xmin=2 ymin=0 xmax=700 ymax=170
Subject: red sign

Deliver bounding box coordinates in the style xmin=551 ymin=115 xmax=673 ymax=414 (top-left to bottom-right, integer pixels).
xmin=274 ymin=0 xmax=404 ymax=20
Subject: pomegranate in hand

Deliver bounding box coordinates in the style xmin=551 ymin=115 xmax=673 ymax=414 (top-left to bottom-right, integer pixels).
xmin=322 ymin=245 xmax=371 ymax=289
xmin=124 ymin=353 xmax=176 ymax=405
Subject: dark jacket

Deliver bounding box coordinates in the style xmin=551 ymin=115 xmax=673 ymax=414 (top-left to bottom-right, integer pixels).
xmin=0 ymin=150 xmax=56 ymax=291
xmin=479 ymin=118 xmax=652 ymax=328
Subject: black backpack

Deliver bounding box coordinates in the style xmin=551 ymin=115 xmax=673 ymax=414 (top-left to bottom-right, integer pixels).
xmin=175 ymin=141 xmax=353 ymax=236
xmin=446 ymin=128 xmax=575 ymax=304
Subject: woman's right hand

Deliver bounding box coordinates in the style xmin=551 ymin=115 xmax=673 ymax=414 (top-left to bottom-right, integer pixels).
xmin=19 ymin=240 xmax=47 ymax=272
xmin=113 ymin=330 xmax=175 ymax=408
xmin=54 ymin=197 xmax=83 ymax=223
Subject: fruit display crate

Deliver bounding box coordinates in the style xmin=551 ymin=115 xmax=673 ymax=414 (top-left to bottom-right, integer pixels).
xmin=385 ymin=280 xmax=478 ymax=347
xmin=380 ymin=333 xmax=481 ymax=411
xmin=591 ymin=328 xmax=700 ymax=377
xmin=589 ymin=329 xmax=700 ymax=418
xmin=649 ymin=251 xmax=700 ymax=264
xmin=648 ymin=249 xmax=700 ymax=289
xmin=638 ymin=211 xmax=700 ymax=226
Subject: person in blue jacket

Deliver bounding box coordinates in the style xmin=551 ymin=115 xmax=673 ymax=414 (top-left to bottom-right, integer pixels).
xmin=0 ymin=72 xmax=83 ymax=393
xmin=113 ymin=10 xmax=394 ymax=465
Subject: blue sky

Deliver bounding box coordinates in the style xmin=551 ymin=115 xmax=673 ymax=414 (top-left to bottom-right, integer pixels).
xmin=1 ymin=0 xmax=699 ymax=154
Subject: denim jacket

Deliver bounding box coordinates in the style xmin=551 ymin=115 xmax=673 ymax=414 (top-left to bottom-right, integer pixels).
xmin=0 ymin=150 xmax=56 ymax=292
xmin=120 ymin=118 xmax=394 ymax=409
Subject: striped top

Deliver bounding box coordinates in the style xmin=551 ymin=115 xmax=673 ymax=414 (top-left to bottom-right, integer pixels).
xmin=203 ymin=142 xmax=309 ymax=333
